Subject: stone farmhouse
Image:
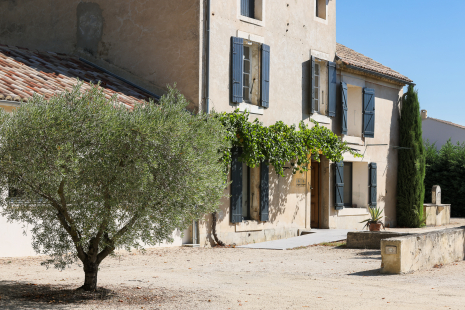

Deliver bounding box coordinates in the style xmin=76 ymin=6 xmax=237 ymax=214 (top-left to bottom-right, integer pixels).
xmin=0 ymin=0 xmax=412 ymax=253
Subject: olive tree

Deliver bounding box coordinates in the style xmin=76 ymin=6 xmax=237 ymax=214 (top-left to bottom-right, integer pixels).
xmin=0 ymin=85 xmax=228 ymax=291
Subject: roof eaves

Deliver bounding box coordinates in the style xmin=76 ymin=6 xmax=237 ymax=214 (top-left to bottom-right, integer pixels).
xmin=426 ymin=117 xmax=465 ymax=130
xmin=336 ymin=56 xmax=415 ymax=86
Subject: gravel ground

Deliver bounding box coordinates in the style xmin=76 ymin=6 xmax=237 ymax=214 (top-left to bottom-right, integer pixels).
xmin=1 ymin=240 xmax=465 ymax=310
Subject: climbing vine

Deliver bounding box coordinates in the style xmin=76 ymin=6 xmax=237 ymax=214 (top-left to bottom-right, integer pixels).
xmin=215 ymin=110 xmax=361 ymax=176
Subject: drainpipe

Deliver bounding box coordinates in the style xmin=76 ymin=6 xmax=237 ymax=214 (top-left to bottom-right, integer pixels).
xmin=205 ymin=0 xmax=211 ymax=114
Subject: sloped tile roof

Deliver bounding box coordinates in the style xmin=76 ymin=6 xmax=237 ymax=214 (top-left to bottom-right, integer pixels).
xmin=0 ymin=44 xmax=157 ymax=108
xmin=336 ymin=43 xmax=412 ymax=84
xmin=425 ymin=117 xmax=465 ymax=130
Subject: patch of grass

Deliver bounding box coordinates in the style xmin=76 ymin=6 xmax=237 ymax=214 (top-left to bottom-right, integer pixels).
xmin=319 ymin=240 xmax=347 ymax=248
xmin=290 ymin=240 xmax=347 ymax=250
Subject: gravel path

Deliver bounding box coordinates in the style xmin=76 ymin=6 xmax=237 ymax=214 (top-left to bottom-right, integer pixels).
xmin=1 ymin=242 xmax=465 ymax=310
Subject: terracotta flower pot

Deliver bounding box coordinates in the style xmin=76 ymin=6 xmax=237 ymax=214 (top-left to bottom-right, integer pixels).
xmin=369 ymin=223 xmax=382 ymax=231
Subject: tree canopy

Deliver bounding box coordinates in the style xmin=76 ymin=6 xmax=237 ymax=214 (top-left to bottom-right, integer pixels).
xmin=0 ymin=85 xmax=229 ymax=291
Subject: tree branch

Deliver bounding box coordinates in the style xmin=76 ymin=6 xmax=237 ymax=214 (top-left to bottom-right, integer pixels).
xmin=19 ymin=177 xmax=87 ymax=262
xmin=96 ymin=211 xmax=140 ymax=264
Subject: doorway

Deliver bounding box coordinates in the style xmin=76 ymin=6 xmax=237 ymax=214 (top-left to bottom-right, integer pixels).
xmin=310 ymin=161 xmax=320 ymax=228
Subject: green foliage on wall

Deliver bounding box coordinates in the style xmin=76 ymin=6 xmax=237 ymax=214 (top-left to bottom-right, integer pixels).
xmin=424 ymin=140 xmax=465 ymax=217
xmin=396 ymin=85 xmax=426 ymax=227
xmin=216 ymin=110 xmax=361 ymax=176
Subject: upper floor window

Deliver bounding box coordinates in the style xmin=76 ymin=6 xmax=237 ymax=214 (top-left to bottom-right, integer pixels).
xmin=241 ymin=0 xmax=255 ymax=18
xmin=313 ymin=63 xmax=320 ymax=112
xmin=231 ymin=37 xmax=270 ymax=108
xmin=243 ymin=44 xmax=252 ymax=103
xmin=340 ymin=82 xmax=375 ymax=138
xmin=315 ymin=0 xmax=327 ymax=20
xmin=239 ymin=0 xmax=264 ymax=25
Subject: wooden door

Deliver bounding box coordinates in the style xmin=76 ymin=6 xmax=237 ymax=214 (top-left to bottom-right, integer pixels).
xmin=310 ymin=162 xmax=320 ymax=228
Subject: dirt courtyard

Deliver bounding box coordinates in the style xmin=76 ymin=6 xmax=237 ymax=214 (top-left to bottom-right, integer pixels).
xmin=1 ymin=242 xmax=465 ymax=310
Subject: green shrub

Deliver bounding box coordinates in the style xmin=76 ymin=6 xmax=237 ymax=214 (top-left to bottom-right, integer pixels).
xmin=396 ymin=85 xmax=425 ymax=227
xmin=424 ymin=140 xmax=465 ymax=217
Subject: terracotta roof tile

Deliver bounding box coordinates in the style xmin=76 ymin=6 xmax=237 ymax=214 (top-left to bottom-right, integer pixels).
xmin=0 ymin=45 xmax=157 ymax=107
xmin=336 ymin=43 xmax=412 ymax=84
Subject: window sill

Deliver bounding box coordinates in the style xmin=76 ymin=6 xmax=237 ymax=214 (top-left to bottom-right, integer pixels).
xmin=235 ymin=220 xmax=264 ymax=232
xmin=239 ymin=15 xmax=264 ymax=27
xmin=238 ymin=102 xmax=264 ymax=115
xmin=314 ymin=16 xmax=328 ymax=25
xmin=311 ymin=113 xmax=331 ymax=124
xmin=337 ymin=207 xmax=369 ymax=217
xmin=342 ymin=135 xmax=364 ymax=146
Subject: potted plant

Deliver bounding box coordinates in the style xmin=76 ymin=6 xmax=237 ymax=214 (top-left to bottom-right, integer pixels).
xmin=360 ymin=206 xmax=385 ymax=231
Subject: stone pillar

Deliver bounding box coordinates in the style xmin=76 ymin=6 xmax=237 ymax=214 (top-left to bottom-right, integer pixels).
xmin=432 ymin=185 xmax=441 ymax=205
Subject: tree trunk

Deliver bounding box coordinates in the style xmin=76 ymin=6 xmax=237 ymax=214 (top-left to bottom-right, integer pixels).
xmin=82 ymin=262 xmax=99 ymax=291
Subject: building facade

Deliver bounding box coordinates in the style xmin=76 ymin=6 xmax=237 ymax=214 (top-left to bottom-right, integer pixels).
xmin=0 ymin=0 xmax=412 ymax=250
xmin=421 ymin=110 xmax=465 ymax=149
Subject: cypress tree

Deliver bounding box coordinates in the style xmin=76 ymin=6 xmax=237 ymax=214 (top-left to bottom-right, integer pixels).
xmin=396 ymin=85 xmax=426 ymax=227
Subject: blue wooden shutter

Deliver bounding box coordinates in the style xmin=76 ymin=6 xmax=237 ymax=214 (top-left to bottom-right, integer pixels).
xmin=310 ymin=56 xmax=316 ymax=113
xmin=261 ymin=44 xmax=270 ymax=108
xmin=327 ymin=61 xmax=337 ymax=117
xmin=231 ymin=37 xmax=244 ymax=103
xmin=369 ymin=163 xmax=377 ymax=207
xmin=363 ymin=88 xmax=375 ymax=138
xmin=335 ymin=161 xmax=344 ymax=210
xmin=241 ymin=0 xmax=255 ymax=18
xmin=230 ymin=147 xmax=243 ymax=223
xmin=260 ymin=163 xmax=269 ymax=221
xmin=341 ymin=82 xmax=348 ymax=135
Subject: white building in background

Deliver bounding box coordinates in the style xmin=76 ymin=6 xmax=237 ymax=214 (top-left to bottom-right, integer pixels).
xmin=421 ymin=110 xmax=465 ymax=149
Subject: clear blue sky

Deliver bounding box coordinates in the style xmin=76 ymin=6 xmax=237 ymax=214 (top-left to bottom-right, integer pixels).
xmin=337 ymin=0 xmax=465 ymax=126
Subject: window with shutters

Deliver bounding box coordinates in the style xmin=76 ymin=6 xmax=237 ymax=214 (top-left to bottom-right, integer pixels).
xmin=335 ymin=162 xmax=371 ymax=209
xmin=231 ymin=37 xmax=270 ymax=109
xmin=230 ymin=151 xmax=270 ymax=223
xmin=238 ymin=0 xmax=264 ymax=26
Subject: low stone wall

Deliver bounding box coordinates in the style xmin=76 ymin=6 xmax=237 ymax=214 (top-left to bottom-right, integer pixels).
xmin=381 ymin=226 xmax=465 ymax=274
xmin=347 ymin=231 xmax=411 ymax=249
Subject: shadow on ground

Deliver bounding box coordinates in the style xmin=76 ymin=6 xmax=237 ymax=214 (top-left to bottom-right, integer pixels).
xmin=353 ymin=250 xmax=382 ymax=260
xmin=0 ymin=281 xmax=115 ymax=309
xmin=0 ymin=280 xmax=187 ymax=309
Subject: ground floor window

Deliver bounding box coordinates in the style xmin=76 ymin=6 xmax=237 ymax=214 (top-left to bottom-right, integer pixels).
xmin=343 ymin=162 xmax=352 ymax=207
xmin=242 ymin=162 xmax=251 ymax=220
xmin=335 ymin=161 xmax=376 ymax=209
xmin=230 ymin=148 xmax=269 ymax=222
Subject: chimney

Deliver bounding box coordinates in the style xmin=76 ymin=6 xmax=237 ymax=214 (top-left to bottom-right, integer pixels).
xmin=421 ymin=109 xmax=427 ymax=120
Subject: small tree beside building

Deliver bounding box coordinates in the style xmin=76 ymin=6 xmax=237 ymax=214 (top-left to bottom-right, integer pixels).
xmin=396 ymin=85 xmax=426 ymax=227
xmin=0 ymin=85 xmax=229 ymax=291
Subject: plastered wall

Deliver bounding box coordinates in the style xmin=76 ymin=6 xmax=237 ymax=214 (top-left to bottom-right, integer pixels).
xmin=0 ymin=0 xmax=202 ymax=108
xmin=321 ymin=72 xmax=403 ymax=229
xmin=208 ymin=0 xmax=336 ymax=126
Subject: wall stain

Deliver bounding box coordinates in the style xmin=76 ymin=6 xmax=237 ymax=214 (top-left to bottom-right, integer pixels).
xmin=76 ymin=2 xmax=103 ymax=56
